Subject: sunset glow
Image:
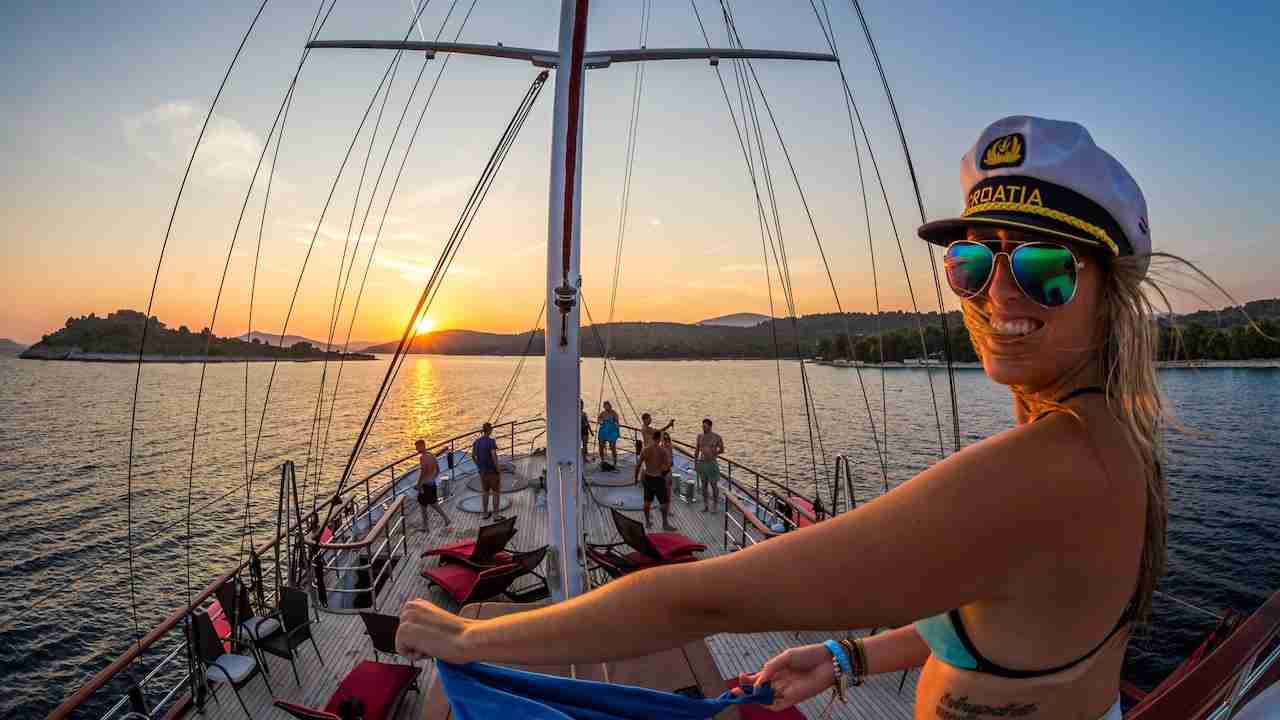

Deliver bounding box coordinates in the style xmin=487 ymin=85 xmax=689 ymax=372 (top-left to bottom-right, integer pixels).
xmin=415 ymin=316 xmax=435 ymax=335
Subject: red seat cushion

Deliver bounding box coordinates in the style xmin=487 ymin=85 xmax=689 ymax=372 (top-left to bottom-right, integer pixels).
xmin=645 ymin=533 xmax=706 ymax=561
xmin=423 ymin=563 xmax=482 ymax=604
xmin=324 ymin=661 xmax=418 ymax=720
xmin=421 ymin=540 xmax=512 ymax=566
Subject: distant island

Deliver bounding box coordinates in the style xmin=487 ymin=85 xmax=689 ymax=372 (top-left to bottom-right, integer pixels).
xmin=362 ymin=300 xmax=1280 ymax=362
xmin=0 ymin=339 xmax=27 ymax=356
xmin=20 ymin=310 xmax=376 ymax=363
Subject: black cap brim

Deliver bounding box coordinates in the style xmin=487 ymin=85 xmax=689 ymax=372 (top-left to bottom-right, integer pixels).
xmin=918 ymin=212 xmax=1106 ymax=252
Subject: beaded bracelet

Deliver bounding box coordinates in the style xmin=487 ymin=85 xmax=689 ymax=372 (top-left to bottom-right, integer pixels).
xmin=839 ymin=637 xmax=866 ymax=686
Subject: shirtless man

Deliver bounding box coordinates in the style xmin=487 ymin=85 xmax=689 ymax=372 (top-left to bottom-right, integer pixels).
xmin=636 ymin=412 xmax=673 ymax=455
xmin=694 ymin=418 xmax=725 ymax=512
xmin=415 ymin=440 xmax=451 ymax=530
xmin=633 ymin=428 xmax=676 ymax=531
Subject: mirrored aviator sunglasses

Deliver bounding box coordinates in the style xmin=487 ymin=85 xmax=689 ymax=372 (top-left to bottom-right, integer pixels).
xmin=943 ymin=240 xmax=1084 ymax=309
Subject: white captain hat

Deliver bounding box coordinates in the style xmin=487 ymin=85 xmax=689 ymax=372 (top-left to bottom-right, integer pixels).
xmin=918 ymin=115 xmax=1151 ymax=263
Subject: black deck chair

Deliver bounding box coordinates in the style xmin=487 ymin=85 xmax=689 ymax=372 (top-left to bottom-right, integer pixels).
xmin=214 ymin=577 xmax=282 ymax=677
xmin=609 ymin=508 xmax=705 ymax=562
xmin=256 ymin=586 xmax=326 ymax=685
xmin=189 ymin=608 xmax=273 ymax=718
xmin=420 ymin=515 xmax=517 ymax=568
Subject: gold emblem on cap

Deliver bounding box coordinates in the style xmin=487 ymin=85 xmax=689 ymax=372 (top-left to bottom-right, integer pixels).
xmin=980 ymin=132 xmax=1025 ymax=169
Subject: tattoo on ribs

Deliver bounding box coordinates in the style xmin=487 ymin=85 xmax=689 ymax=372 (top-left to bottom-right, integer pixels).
xmin=935 ymin=692 xmax=1039 ymax=719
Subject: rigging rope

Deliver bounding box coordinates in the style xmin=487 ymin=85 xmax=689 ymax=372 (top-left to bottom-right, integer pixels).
xmin=847 ymin=0 xmax=962 ymax=453
xmin=597 ymin=0 xmax=651 ymax=418
xmin=804 ymin=0 xmax=951 ymax=457
xmin=124 ymin=0 xmax=275 ymax=652
xmin=489 ymin=301 xmax=547 ymax=426
xmin=242 ymin=0 xmax=438 ymax=548
xmin=311 ymin=0 xmax=480 ymax=512
xmin=321 ymin=70 xmax=550 ymax=534
xmin=719 ymin=0 xmax=824 ymax=493
xmin=243 ymin=0 xmax=334 ymax=545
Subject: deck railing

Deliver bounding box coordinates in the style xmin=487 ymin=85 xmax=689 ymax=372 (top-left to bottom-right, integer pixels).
xmin=49 ymin=417 xmax=547 ymax=720
xmin=307 ymin=496 xmax=409 ymax=612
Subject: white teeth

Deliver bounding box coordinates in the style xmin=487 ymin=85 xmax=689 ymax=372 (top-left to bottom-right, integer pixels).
xmin=993 ymin=318 xmax=1038 ymax=336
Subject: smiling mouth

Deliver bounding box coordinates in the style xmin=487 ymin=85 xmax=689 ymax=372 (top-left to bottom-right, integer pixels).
xmin=991 ymin=317 xmax=1044 ymax=337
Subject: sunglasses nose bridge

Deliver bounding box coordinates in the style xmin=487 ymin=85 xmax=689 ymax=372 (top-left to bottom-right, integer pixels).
xmin=987 ymin=250 xmax=1025 ymax=300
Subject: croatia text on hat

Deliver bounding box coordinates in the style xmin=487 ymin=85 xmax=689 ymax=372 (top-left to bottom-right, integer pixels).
xmin=966 ymin=183 xmax=1043 ymax=209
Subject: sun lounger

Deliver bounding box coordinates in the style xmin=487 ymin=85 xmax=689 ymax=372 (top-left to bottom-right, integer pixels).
xmin=420 ymin=516 xmax=517 ymax=568
xmin=423 ymin=546 xmax=549 ymax=607
xmin=610 ymin=508 xmax=705 ymax=562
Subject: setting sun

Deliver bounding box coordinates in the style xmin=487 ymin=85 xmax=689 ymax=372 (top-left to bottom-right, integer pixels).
xmin=414 ymin=315 xmax=435 ymax=334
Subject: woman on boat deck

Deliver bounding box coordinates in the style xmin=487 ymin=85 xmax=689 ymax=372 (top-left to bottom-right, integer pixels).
xmin=398 ymin=116 xmax=1173 ymax=720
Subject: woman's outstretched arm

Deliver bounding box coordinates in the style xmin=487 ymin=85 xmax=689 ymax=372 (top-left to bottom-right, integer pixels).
xmin=400 ymin=417 xmax=1104 ymax=665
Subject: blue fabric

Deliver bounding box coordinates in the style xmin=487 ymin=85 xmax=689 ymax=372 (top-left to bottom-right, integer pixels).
xmin=437 ymin=661 xmax=774 ymax=720
xmin=472 ymin=436 xmax=498 ymax=473
xmin=598 ymin=420 xmax=620 ymax=443
xmin=913 ymin=613 xmax=979 ymax=671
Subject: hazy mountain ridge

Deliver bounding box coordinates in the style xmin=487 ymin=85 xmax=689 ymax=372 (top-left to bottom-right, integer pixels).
xmin=697 ymin=313 xmax=772 ymax=328
xmin=0 ymin=339 xmax=27 ymax=355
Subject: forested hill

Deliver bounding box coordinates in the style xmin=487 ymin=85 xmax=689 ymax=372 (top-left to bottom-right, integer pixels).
xmin=365 ymin=301 xmax=1280 ymax=361
xmin=364 ymin=311 xmax=968 ymax=360
xmin=21 ymin=310 xmax=375 ymax=360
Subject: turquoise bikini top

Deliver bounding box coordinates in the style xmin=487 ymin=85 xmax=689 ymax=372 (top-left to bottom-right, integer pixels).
xmin=914 ymin=386 xmax=1137 ymax=679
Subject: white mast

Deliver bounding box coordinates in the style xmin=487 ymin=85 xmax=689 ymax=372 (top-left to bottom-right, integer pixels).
xmin=544 ymin=0 xmax=590 ymax=601
xmin=306 ymin=8 xmax=836 ymax=604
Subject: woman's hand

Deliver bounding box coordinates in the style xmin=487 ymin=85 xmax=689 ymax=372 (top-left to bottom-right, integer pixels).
xmin=397 ymin=599 xmax=474 ymax=663
xmin=735 ymin=643 xmax=835 ymax=711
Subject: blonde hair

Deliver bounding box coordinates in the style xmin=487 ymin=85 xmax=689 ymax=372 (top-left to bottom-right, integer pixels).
xmin=961 ymin=252 xmax=1183 ymax=623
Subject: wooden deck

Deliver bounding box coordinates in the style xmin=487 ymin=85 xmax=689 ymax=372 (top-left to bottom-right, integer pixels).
xmin=195 ymin=452 xmax=917 ymax=720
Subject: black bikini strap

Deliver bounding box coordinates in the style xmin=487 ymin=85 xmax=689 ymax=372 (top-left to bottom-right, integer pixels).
xmin=1056 ymin=385 xmax=1106 ymax=403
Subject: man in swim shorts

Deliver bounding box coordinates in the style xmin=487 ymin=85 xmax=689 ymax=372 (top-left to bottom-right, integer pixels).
xmin=695 ymin=418 xmax=724 ymax=512
xmin=472 ymin=422 xmax=503 ymax=520
xmin=634 ymin=428 xmax=675 ymax=530
xmin=597 ymin=401 xmax=620 ymax=468
xmin=415 ymin=439 xmax=451 ymax=530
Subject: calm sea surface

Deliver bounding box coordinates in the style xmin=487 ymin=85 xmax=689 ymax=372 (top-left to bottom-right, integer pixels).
xmin=1 ymin=355 xmax=1276 ymax=718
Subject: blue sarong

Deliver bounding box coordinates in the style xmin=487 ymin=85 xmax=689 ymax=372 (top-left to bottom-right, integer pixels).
xmin=437 ymin=661 xmax=773 ymax=719
xmin=599 ymin=420 xmax=620 ymax=444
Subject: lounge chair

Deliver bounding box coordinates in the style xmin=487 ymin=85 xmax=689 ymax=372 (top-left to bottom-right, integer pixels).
xmin=584 ymin=543 xmax=699 ymax=581
xmin=420 ymin=516 xmax=517 ymax=568
xmin=583 ymin=510 xmax=704 ymax=581
xmin=610 ymin=508 xmax=705 ymax=562
xmin=423 ymin=546 xmax=549 ymax=607
xmin=274 ymin=612 xmax=420 ymax=720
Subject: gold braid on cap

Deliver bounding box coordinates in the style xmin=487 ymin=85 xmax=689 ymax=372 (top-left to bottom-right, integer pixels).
xmin=962 ymin=201 xmax=1119 ymax=255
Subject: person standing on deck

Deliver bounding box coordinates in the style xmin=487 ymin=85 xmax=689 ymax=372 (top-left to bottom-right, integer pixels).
xmin=597 ymin=401 xmax=621 ymax=469
xmin=660 ymin=431 xmax=676 ymax=511
xmin=415 ymin=439 xmax=451 ymax=530
xmin=694 ymin=418 xmax=725 ymax=513
xmin=637 ymin=412 xmax=673 ymax=456
xmin=472 ymin=422 xmax=503 ymax=521
xmin=580 ymin=399 xmax=593 ymax=461
xmin=633 ymin=428 xmax=676 ymax=531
